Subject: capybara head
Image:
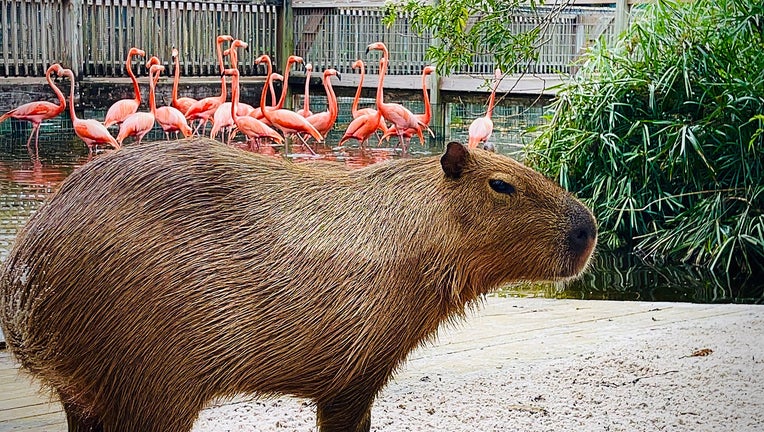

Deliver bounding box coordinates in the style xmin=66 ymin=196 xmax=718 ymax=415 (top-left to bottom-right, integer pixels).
xmin=439 ymin=141 xmax=596 ymax=285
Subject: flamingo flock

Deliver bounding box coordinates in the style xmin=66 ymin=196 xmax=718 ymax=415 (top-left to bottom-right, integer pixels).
xmin=0 ymin=37 xmax=502 ymax=156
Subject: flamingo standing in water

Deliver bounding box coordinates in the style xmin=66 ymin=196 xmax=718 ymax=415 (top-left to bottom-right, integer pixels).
xmin=210 ymin=39 xmax=256 ymax=142
xmin=254 ymin=54 xmax=323 ymax=151
xmin=103 ymin=47 xmax=146 ymax=128
xmin=304 ymin=68 xmax=341 ymax=139
xmin=152 ymin=64 xmax=192 ymax=140
xmin=468 ymin=68 xmax=501 ymax=149
xmin=349 ymin=59 xmax=388 ymax=136
xmin=58 ymin=67 xmax=120 ymax=153
xmin=116 ymin=57 xmax=160 ymax=146
xmin=0 ymin=63 xmax=66 ymax=149
xmin=366 ymin=41 xmax=425 ymax=152
xmin=381 ymin=65 xmax=436 ymax=144
xmin=250 ymin=55 xmax=303 ymax=124
xmin=296 ymin=63 xmax=313 ymax=117
xmin=184 ymin=35 xmax=233 ymax=135
xmin=225 ymin=67 xmax=283 ymax=149
xmin=339 ymin=59 xmax=386 ymax=148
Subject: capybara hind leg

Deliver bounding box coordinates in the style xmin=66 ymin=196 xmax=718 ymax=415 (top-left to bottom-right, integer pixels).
xmin=62 ymin=402 xmax=103 ymax=432
xmin=316 ymin=394 xmax=373 ymax=432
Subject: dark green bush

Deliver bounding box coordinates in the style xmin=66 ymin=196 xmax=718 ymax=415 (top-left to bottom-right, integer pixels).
xmin=527 ymin=0 xmax=764 ymax=273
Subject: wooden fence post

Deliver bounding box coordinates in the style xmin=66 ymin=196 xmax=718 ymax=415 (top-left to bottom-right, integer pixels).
xmin=62 ymin=0 xmax=84 ymax=77
xmin=614 ymin=0 xmax=629 ymax=35
xmin=278 ymin=0 xmax=294 ymax=108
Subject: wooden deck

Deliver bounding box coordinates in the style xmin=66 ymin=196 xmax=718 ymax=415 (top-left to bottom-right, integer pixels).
xmin=1 ymin=297 xmax=761 ymax=431
xmin=0 ymin=351 xmax=65 ymax=432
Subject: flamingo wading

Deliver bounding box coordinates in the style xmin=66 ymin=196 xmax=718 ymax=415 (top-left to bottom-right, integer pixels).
xmin=0 ymin=63 xmax=66 ymax=149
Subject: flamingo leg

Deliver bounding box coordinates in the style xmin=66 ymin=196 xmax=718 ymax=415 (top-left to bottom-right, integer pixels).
xmin=295 ymin=134 xmax=317 ymax=155
xmin=26 ymin=124 xmax=40 ymax=149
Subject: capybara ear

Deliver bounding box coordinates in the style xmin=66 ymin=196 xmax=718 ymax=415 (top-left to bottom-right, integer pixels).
xmin=440 ymin=141 xmax=469 ymax=179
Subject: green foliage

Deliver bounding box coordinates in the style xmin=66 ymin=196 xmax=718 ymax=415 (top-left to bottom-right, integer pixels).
xmin=526 ymin=0 xmax=764 ymax=272
xmin=382 ymin=0 xmax=543 ymax=75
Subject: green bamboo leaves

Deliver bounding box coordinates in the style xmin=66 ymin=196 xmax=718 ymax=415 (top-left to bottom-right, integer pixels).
xmin=527 ymin=0 xmax=764 ymax=273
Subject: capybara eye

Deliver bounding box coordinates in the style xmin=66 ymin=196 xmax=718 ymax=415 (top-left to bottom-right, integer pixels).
xmin=489 ymin=179 xmax=516 ymax=195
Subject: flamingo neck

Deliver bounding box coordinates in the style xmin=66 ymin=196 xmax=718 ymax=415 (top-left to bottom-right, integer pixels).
xmin=303 ymin=68 xmax=311 ymax=113
xmin=66 ymin=72 xmax=78 ymax=121
xmin=149 ymin=70 xmax=157 ymax=116
xmin=219 ymin=74 xmax=227 ymax=103
xmin=422 ymin=72 xmax=432 ymax=123
xmin=325 ymin=73 xmax=338 ymax=120
xmin=231 ymin=71 xmax=239 ymax=122
xmin=376 ymin=59 xmax=386 ymax=110
xmin=126 ymin=52 xmax=141 ymax=104
xmin=487 ymin=76 xmax=499 ymax=119
xmin=216 ymin=40 xmax=226 ymax=75
xmin=276 ymin=58 xmax=296 ymax=109
xmin=259 ymin=59 xmax=274 ymax=123
xmin=351 ymin=63 xmax=364 ymax=116
xmin=172 ymin=55 xmax=181 ymax=105
xmin=48 ymin=68 xmax=66 ymax=112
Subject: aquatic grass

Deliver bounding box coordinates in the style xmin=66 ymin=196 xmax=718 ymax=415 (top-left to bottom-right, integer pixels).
xmin=527 ymin=0 xmax=764 ymax=273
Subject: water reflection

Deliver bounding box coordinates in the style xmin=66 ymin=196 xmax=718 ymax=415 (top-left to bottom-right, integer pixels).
xmin=500 ymin=253 xmax=764 ymax=304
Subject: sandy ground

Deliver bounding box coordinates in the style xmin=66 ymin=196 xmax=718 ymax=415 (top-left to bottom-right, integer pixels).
xmin=189 ymin=298 xmax=764 ymax=432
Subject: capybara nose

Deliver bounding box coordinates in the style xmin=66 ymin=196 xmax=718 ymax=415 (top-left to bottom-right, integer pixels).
xmin=566 ymin=198 xmax=597 ymax=258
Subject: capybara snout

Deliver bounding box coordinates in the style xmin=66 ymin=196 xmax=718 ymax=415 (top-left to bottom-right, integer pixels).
xmin=563 ymin=196 xmax=598 ymax=276
xmin=1 ymin=138 xmax=596 ymax=432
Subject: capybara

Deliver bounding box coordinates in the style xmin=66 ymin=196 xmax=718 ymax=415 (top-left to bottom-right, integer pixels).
xmin=0 ymin=138 xmax=596 ymax=432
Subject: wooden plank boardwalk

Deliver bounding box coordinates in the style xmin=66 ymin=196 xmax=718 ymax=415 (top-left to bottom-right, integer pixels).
xmin=1 ymin=297 xmax=762 ymax=431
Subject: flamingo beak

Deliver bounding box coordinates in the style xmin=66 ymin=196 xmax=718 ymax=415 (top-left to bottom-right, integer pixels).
xmin=336 ymin=72 xmax=342 ymax=81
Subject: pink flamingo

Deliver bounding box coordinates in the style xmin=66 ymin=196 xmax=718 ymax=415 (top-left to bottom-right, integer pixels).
xmin=296 ymin=63 xmax=313 ymax=117
xmin=381 ymin=65 xmax=436 ymax=143
xmin=304 ymin=68 xmax=340 ymax=139
xmin=349 ymin=59 xmax=388 ymax=136
xmin=339 ymin=58 xmax=387 ymax=148
xmin=0 ymin=63 xmax=66 ymax=149
xmin=103 ymin=47 xmax=146 ymax=128
xmin=250 ymin=55 xmax=303 ymax=123
xmin=366 ymin=41 xmax=425 ymax=152
xmin=468 ymin=68 xmax=501 ymax=149
xmin=171 ymin=47 xmax=197 ymax=115
xmin=210 ymin=39 xmax=256 ymax=142
xmin=184 ymin=35 xmax=234 ymax=135
xmin=58 ymin=68 xmax=120 ymax=153
xmin=225 ymin=67 xmax=283 ymax=149
xmin=116 ymin=57 xmax=160 ymax=146
xmin=254 ymin=54 xmax=323 ymax=151
xmin=151 ymin=64 xmax=192 ymax=140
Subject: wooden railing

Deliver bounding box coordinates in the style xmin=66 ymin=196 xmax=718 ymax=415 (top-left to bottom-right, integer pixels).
xmin=0 ymin=0 xmax=615 ymax=79
xmin=0 ymin=0 xmax=67 ymax=76
xmin=81 ymin=0 xmax=278 ymax=76
xmin=293 ymin=7 xmax=431 ymax=76
xmin=292 ymin=6 xmax=616 ymax=76
xmin=0 ymin=0 xmax=277 ymax=77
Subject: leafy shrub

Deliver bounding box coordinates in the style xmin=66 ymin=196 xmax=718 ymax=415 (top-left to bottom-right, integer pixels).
xmin=526 ymin=0 xmax=764 ymax=273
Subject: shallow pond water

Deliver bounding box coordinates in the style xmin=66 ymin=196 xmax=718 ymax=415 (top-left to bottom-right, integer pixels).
xmin=1 ymin=108 xmax=762 ymax=304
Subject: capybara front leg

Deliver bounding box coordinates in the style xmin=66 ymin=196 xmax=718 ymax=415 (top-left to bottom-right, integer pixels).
xmin=316 ymin=393 xmax=373 ymax=432
xmin=62 ymin=402 xmax=104 ymax=432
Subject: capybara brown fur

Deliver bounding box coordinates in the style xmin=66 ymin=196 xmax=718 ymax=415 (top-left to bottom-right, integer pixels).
xmin=0 ymin=138 xmax=596 ymax=432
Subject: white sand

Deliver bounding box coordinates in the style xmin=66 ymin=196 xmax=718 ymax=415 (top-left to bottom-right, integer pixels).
xmin=192 ymin=297 xmax=763 ymax=432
